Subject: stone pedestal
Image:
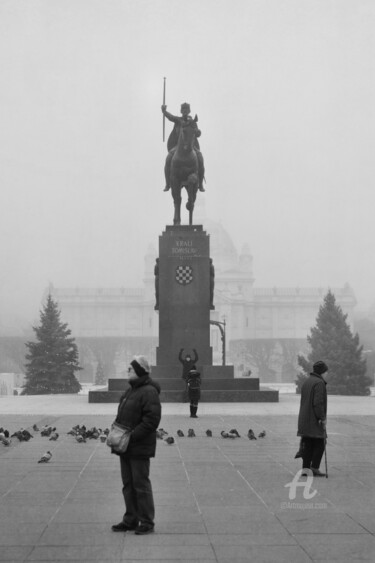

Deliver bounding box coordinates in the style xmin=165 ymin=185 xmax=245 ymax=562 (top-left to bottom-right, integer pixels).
xmin=88 ymin=223 xmax=279 ymax=403
xmin=156 ymin=225 xmax=212 ymax=368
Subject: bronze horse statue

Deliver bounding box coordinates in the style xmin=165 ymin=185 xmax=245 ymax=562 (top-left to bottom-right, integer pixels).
xmin=167 ymin=120 xmax=204 ymax=225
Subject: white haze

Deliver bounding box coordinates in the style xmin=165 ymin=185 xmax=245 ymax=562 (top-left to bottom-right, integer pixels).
xmin=0 ymin=0 xmax=374 ymax=333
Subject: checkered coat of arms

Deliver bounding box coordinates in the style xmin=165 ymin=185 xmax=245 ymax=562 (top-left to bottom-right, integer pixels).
xmin=175 ymin=265 xmax=193 ymax=285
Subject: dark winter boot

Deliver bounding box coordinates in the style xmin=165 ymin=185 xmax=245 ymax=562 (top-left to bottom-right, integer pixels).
xmin=191 ymin=406 xmax=198 ymax=418
xmin=190 ymin=406 xmax=194 ymax=418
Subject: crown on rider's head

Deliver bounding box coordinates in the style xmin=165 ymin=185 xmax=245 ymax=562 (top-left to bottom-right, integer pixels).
xmin=180 ymin=102 xmax=190 ymax=112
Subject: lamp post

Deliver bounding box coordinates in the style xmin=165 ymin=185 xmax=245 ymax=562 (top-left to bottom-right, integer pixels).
xmin=210 ymin=316 xmax=226 ymax=366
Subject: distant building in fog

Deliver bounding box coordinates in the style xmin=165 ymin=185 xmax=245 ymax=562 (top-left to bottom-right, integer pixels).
xmin=47 ymin=210 xmax=356 ymax=384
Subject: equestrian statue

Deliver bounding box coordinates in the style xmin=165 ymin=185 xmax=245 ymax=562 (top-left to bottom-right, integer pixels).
xmin=161 ymin=90 xmax=205 ymax=226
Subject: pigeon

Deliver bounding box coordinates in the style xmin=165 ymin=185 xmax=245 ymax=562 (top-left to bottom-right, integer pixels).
xmin=206 ymin=429 xmax=212 ymax=437
xmin=32 ymin=424 xmax=40 ymax=431
xmin=103 ymin=428 xmax=110 ymax=436
xmin=0 ymin=431 xmax=11 ymax=446
xmin=221 ymin=431 xmax=229 ymax=438
xmin=156 ymin=430 xmax=164 ymax=440
xmin=49 ymin=432 xmax=59 ymax=441
xmin=0 ymin=436 xmax=11 ymax=446
xmin=177 ymin=430 xmax=184 ymax=437
xmin=21 ymin=430 xmax=33 ymax=441
xmin=158 ymin=428 xmax=168 ymax=436
xmin=187 ymin=429 xmax=196 ymax=438
xmin=41 ymin=426 xmax=54 ymax=437
xmin=258 ymin=430 xmax=266 ymax=438
xmin=247 ymin=429 xmax=257 ymax=440
xmin=75 ymin=434 xmax=86 ymax=443
xmin=229 ymin=428 xmax=241 ymax=438
xmin=165 ymin=436 xmax=175 ymax=445
xmin=38 ymin=451 xmax=52 ymax=463
xmin=87 ymin=427 xmax=100 ymax=439
xmin=99 ymin=432 xmax=107 ymax=443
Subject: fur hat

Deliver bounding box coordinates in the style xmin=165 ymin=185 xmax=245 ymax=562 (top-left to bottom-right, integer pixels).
xmin=130 ymin=355 xmax=150 ymax=377
xmin=313 ymin=361 xmax=328 ymax=375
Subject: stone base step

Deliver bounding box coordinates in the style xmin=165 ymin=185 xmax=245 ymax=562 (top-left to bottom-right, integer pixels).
xmin=88 ymin=388 xmax=279 ymax=403
xmin=108 ymin=378 xmax=260 ymax=392
xmin=151 ymin=365 xmax=235 ymax=379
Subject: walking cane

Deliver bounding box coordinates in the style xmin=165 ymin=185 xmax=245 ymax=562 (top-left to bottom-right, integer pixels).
xmin=324 ymin=429 xmax=328 ymax=478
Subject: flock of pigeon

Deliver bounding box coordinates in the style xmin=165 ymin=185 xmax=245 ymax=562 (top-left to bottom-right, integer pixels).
xmin=1 ymin=423 xmax=267 ymax=459
xmin=156 ymin=427 xmax=266 ymax=445
xmin=0 ymin=423 xmax=110 ymax=464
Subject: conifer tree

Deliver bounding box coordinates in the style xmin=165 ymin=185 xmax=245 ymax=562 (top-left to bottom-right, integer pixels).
xmin=296 ymin=290 xmax=371 ymax=395
xmin=23 ymin=295 xmax=82 ymax=394
xmin=95 ymin=359 xmax=106 ymax=385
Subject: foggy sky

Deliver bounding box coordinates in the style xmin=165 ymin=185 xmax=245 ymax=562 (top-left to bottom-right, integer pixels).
xmin=1 ymin=0 xmax=374 ymax=333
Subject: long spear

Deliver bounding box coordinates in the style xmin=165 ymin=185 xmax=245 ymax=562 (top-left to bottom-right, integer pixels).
xmin=162 ymin=77 xmax=166 ymax=142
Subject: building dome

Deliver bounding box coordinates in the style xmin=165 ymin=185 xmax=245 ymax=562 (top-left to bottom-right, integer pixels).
xmin=194 ymin=197 xmax=239 ymax=273
xmin=205 ymin=219 xmax=239 ymax=273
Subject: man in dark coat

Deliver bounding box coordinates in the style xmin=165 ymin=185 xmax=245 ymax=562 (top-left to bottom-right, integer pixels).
xmin=187 ymin=366 xmax=201 ymax=418
xmin=179 ymin=348 xmax=198 ymax=382
xmin=297 ymin=360 xmax=328 ymax=477
xmin=111 ymin=356 xmax=161 ymax=535
xmin=179 ymin=348 xmax=198 ymax=402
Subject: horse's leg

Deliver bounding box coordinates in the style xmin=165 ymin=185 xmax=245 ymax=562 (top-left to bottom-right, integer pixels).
xmin=190 ymin=184 xmax=198 ymax=225
xmin=172 ymin=185 xmax=181 ymax=225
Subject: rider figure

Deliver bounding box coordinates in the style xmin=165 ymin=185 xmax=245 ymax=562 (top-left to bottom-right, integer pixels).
xmin=161 ymin=103 xmax=205 ymax=192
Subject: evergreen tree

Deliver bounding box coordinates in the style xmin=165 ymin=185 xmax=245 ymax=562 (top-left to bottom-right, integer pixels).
xmin=296 ymin=291 xmax=371 ymax=395
xmin=23 ymin=295 xmax=82 ymax=394
xmin=95 ymin=359 xmax=106 ymax=385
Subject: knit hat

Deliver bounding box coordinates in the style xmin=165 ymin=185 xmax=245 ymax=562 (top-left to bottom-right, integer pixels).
xmin=130 ymin=355 xmax=150 ymax=377
xmin=313 ymin=361 xmax=328 ymax=375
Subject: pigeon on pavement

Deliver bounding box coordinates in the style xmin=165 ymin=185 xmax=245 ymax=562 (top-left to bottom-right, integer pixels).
xmin=0 ymin=432 xmax=11 ymax=446
xmin=187 ymin=429 xmax=196 ymax=437
xmin=258 ymin=430 xmax=266 ymax=438
xmin=206 ymin=429 xmax=212 ymax=437
xmin=229 ymin=428 xmax=241 ymax=437
xmin=177 ymin=430 xmax=184 ymax=437
xmin=49 ymin=432 xmax=59 ymax=441
xmin=247 ymin=429 xmax=257 ymax=440
xmin=165 ymin=437 xmax=175 ymax=445
xmin=38 ymin=451 xmax=52 ymax=463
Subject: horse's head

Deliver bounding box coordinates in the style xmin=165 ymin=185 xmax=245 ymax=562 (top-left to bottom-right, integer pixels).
xmin=178 ymin=120 xmax=198 ymax=153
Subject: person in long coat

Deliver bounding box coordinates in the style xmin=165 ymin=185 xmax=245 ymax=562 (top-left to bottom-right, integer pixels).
xmin=297 ymin=360 xmax=328 ymax=477
xmin=111 ymin=356 xmax=161 ymax=535
xmin=187 ymin=366 xmax=201 ymax=418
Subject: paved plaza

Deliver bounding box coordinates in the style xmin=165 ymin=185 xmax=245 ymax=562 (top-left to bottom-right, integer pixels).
xmin=0 ymin=394 xmax=374 ymax=562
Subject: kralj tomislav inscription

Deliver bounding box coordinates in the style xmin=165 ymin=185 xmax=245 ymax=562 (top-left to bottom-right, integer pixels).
xmin=171 ymin=239 xmax=199 ymax=256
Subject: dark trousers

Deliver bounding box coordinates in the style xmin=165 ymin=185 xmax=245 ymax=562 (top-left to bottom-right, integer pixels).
xmin=120 ymin=457 xmax=155 ymax=528
xmin=301 ymin=437 xmax=325 ymax=470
